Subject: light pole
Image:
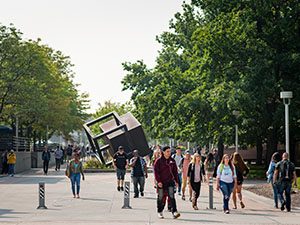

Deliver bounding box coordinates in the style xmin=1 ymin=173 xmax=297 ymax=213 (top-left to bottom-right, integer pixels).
xmin=233 ymin=110 xmax=240 ymax=153
xmin=280 ymin=91 xmax=293 ymax=158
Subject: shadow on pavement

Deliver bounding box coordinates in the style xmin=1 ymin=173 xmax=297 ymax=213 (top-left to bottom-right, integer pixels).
xmin=0 ymin=208 xmax=30 ymax=217
xmin=80 ymin=197 xmax=110 ymax=202
xmin=1 ymin=176 xmax=65 ymax=185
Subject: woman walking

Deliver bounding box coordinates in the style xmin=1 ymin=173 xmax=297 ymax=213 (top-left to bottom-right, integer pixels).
xmin=216 ymin=154 xmax=237 ymax=214
xmin=187 ymin=153 xmax=206 ymax=210
xmin=181 ymin=150 xmax=192 ymax=201
xmin=204 ymin=152 xmax=216 ymax=181
xmin=231 ymin=152 xmax=249 ymax=209
xmin=67 ymin=153 xmax=85 ymax=198
xmin=266 ymin=152 xmax=281 ymax=208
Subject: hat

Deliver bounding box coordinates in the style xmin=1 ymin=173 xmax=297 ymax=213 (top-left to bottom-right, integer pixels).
xmin=118 ymin=146 xmax=124 ymax=150
xmin=10 ymin=149 xmax=14 ymax=153
xmin=185 ymin=150 xmax=190 ymax=154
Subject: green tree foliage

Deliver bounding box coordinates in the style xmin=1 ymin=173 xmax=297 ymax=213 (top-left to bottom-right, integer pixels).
xmin=0 ymin=24 xmax=90 ymax=143
xmin=122 ymin=1 xmax=300 ymax=163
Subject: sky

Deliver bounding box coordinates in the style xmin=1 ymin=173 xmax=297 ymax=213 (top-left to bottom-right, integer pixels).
xmin=0 ymin=0 xmax=184 ymax=112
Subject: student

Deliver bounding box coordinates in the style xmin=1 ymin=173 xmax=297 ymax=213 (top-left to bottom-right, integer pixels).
xmin=66 ymin=153 xmax=85 ymax=198
xmin=129 ymin=150 xmax=148 ymax=198
xmin=113 ymin=146 xmax=128 ymax=191
xmin=55 ymin=146 xmax=63 ymax=171
xmin=273 ymin=153 xmax=297 ymax=212
xmin=231 ymin=152 xmax=249 ymax=209
xmin=42 ymin=148 xmax=51 ymax=175
xmin=154 ymin=146 xmax=180 ymax=219
xmin=266 ymin=152 xmax=281 ymax=208
xmin=204 ymin=152 xmax=216 ymax=181
xmin=187 ymin=153 xmax=205 ymax=210
xmin=181 ymin=150 xmax=192 ymax=201
xmin=216 ymin=154 xmax=237 ymax=214
xmin=172 ymin=147 xmax=184 ymax=195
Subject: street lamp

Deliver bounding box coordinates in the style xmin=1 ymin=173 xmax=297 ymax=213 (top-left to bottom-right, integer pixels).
xmin=232 ymin=110 xmax=240 ymax=153
xmin=280 ymin=91 xmax=293 ymax=158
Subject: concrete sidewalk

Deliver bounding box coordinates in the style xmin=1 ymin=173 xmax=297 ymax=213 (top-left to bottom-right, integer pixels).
xmin=0 ymin=168 xmax=299 ymax=225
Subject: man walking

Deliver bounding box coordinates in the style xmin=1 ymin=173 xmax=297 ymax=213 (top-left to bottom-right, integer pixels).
xmin=55 ymin=146 xmax=63 ymax=171
xmin=172 ymin=147 xmax=183 ymax=195
xmin=113 ymin=146 xmax=128 ymax=191
xmin=129 ymin=150 xmax=148 ymax=198
xmin=154 ymin=146 xmax=180 ymax=219
xmin=42 ymin=147 xmax=51 ymax=175
xmin=274 ymin=152 xmax=297 ymax=212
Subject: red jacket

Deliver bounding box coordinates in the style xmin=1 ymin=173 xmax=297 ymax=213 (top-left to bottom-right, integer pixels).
xmin=154 ymin=155 xmax=179 ymax=186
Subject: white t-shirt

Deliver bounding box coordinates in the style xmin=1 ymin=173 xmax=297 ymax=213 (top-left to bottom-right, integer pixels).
xmin=217 ymin=164 xmax=236 ymax=183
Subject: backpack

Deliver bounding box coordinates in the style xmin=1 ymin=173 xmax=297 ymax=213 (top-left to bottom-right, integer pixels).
xmin=278 ymin=161 xmax=295 ymax=182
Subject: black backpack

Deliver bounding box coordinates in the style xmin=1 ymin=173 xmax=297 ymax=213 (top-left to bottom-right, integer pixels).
xmin=278 ymin=161 xmax=295 ymax=182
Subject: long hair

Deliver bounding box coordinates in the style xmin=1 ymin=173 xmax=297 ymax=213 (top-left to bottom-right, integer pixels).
xmin=231 ymin=152 xmax=248 ymax=173
xmin=220 ymin=154 xmax=234 ymax=172
xmin=191 ymin=153 xmax=201 ymax=165
xmin=272 ymin=152 xmax=281 ymax=163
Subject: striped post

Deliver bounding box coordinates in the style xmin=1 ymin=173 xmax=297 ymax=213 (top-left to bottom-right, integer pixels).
xmin=37 ymin=182 xmax=47 ymax=209
xmin=122 ymin=181 xmax=132 ymax=209
xmin=207 ymin=177 xmax=216 ymax=210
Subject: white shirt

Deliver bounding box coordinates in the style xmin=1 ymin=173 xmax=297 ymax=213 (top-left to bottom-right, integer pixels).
xmin=217 ymin=164 xmax=236 ymax=183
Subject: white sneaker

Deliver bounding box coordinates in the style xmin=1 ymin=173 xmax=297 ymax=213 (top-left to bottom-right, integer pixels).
xmin=173 ymin=211 xmax=180 ymax=219
xmin=158 ymin=212 xmax=164 ymax=219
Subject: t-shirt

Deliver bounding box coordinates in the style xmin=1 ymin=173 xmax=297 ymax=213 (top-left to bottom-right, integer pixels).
xmin=217 ymin=164 xmax=236 ymax=183
xmin=113 ymin=152 xmax=128 ymax=170
xmin=194 ymin=164 xmax=201 ymax=182
xmin=132 ymin=157 xmax=144 ymax=177
xmin=275 ymin=160 xmax=295 ymax=182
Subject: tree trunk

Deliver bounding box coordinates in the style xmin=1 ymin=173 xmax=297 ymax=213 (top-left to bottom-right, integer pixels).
xmin=217 ymin=136 xmax=224 ymax=163
xmin=256 ymin=137 xmax=263 ymax=165
xmin=266 ymin=127 xmax=278 ymax=168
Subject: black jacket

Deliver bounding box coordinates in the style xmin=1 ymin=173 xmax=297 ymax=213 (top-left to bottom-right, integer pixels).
xmin=187 ymin=163 xmax=205 ymax=184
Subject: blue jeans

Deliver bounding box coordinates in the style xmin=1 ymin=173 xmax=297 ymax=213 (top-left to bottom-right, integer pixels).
xmin=178 ymin=173 xmax=182 ymax=193
xmin=220 ymin=181 xmax=234 ymax=211
xmin=70 ymin=173 xmax=81 ymax=195
xmin=271 ymin=182 xmax=279 ymax=207
xmin=278 ymin=181 xmax=292 ymax=211
xmin=8 ymin=164 xmax=15 ymax=176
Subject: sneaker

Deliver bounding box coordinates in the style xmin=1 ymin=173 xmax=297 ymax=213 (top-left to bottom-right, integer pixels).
xmin=225 ymin=210 xmax=230 ymax=214
xmin=120 ymin=186 xmax=124 ymax=191
xmin=178 ymin=192 xmax=181 ymax=196
xmin=172 ymin=211 xmax=181 ymax=219
xmin=133 ymin=195 xmax=139 ymax=198
xmin=140 ymin=192 xmax=144 ymax=197
xmin=117 ymin=186 xmax=121 ymax=191
xmin=240 ymin=201 xmax=245 ymax=208
xmin=182 ymin=195 xmax=185 ymax=201
xmin=158 ymin=212 xmax=164 ymax=219
xmin=281 ymin=202 xmax=286 ymax=211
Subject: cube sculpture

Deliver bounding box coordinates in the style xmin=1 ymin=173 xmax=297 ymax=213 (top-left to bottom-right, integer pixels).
xmin=83 ymin=111 xmax=150 ymax=166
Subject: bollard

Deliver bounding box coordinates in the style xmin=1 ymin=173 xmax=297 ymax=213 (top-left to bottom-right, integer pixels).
xmin=207 ymin=177 xmax=216 ymax=210
xmin=37 ymin=182 xmax=47 ymax=209
xmin=122 ymin=181 xmax=132 ymax=209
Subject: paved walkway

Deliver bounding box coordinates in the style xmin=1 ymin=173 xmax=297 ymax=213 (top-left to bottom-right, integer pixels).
xmin=0 ymin=168 xmax=299 ymax=225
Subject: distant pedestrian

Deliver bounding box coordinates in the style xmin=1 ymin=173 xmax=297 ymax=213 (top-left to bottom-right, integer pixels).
xmin=7 ymin=150 xmax=16 ymax=177
xmin=204 ymin=152 xmax=216 ymax=181
xmin=181 ymin=150 xmax=192 ymax=201
xmin=113 ymin=146 xmax=128 ymax=191
xmin=188 ymin=153 xmax=206 ymax=210
xmin=172 ymin=147 xmax=184 ymax=195
xmin=266 ymin=152 xmax=281 ymax=208
xmin=1 ymin=150 xmax=8 ymax=175
xmin=66 ymin=153 xmax=85 ymax=198
xmin=55 ymin=146 xmax=63 ymax=171
xmin=273 ymin=152 xmax=297 ymax=212
xmin=216 ymin=154 xmax=237 ymax=214
xmin=154 ymin=146 xmax=180 ymax=219
xmin=129 ymin=150 xmax=148 ymax=198
xmin=66 ymin=145 xmax=73 ymax=162
xmin=42 ymin=148 xmax=51 ymax=175
xmin=231 ymin=152 xmax=249 ymax=209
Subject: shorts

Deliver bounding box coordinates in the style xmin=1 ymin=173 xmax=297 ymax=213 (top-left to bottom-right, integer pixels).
xmin=116 ymin=168 xmax=126 ymax=180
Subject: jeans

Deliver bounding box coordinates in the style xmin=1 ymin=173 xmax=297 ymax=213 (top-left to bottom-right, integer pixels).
xmin=220 ymin=180 xmax=234 ymax=211
xmin=278 ymin=181 xmax=292 ymax=211
xmin=177 ymin=173 xmax=182 ymax=193
xmin=157 ymin=184 xmax=177 ymax=213
xmin=70 ymin=173 xmax=81 ymax=195
xmin=43 ymin=160 xmax=49 ymax=174
xmin=8 ymin=164 xmax=15 ymax=176
xmin=55 ymin=158 xmax=61 ymax=170
xmin=132 ymin=176 xmax=145 ymax=196
xmin=271 ymin=182 xmax=279 ymax=207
